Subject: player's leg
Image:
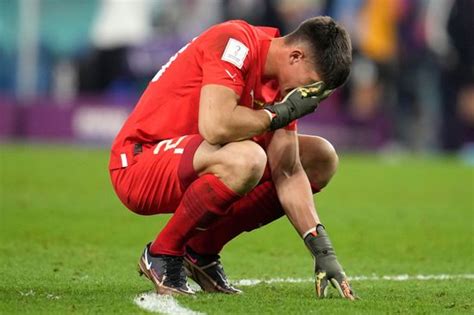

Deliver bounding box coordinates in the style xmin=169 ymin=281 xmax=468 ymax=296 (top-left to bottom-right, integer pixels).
xmin=149 ymin=139 xmax=267 ymax=256
xmin=140 ymin=139 xmax=267 ymax=294
xmin=188 ymin=134 xmax=338 ymax=253
xmin=183 ymin=179 xmax=282 ymax=293
xmin=184 ymin=135 xmax=338 ymax=293
xmin=113 ymin=135 xmax=267 ymax=295
xmin=112 ymin=135 xmax=206 ymax=294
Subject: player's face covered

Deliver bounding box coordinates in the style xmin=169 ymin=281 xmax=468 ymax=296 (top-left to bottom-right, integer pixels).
xmin=278 ymin=49 xmax=320 ymax=96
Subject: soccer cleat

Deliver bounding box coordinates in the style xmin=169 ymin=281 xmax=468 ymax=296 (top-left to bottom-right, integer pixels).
xmin=184 ymin=246 xmax=241 ymax=294
xmin=138 ymin=243 xmax=195 ymax=295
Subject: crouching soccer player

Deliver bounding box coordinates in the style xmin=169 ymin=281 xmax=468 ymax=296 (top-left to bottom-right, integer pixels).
xmin=109 ymin=16 xmax=356 ymax=299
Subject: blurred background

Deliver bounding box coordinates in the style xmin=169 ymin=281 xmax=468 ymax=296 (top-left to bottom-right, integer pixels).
xmin=0 ymin=0 xmax=473 ymax=157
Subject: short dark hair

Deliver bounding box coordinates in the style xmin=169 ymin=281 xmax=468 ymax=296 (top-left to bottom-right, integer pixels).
xmin=285 ymin=16 xmax=352 ymax=90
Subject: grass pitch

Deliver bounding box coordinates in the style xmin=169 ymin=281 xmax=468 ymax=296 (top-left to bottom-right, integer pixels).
xmin=0 ymin=143 xmax=473 ymax=314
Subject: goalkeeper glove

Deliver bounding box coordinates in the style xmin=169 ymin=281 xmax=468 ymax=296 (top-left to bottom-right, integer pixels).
xmin=304 ymin=224 xmax=357 ymax=300
xmin=264 ymin=81 xmax=333 ymax=130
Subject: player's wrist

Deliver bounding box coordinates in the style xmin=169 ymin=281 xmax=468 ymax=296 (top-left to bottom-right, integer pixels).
xmin=263 ymin=106 xmax=282 ymax=130
xmin=263 ymin=108 xmax=275 ymax=125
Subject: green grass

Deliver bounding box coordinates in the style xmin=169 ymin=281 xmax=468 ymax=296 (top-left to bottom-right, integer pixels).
xmin=1 ymin=143 xmax=473 ymax=314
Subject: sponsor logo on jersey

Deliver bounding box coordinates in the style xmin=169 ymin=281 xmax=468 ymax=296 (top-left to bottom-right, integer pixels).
xmin=221 ymin=38 xmax=249 ymax=69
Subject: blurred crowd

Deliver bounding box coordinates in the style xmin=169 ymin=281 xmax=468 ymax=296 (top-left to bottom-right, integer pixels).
xmin=0 ymin=0 xmax=473 ymax=152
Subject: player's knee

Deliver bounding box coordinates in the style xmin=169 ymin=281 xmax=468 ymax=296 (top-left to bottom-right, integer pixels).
xmin=317 ymin=138 xmax=339 ymax=176
xmin=316 ymin=147 xmax=338 ymax=189
xmin=197 ymin=140 xmax=267 ymax=194
xmin=227 ymin=141 xmax=267 ymax=183
xmin=216 ymin=141 xmax=267 ymax=193
xmin=302 ymin=137 xmax=339 ymax=190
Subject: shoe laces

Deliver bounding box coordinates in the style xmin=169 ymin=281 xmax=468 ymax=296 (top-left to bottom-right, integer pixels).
xmin=162 ymin=256 xmax=187 ymax=287
xmin=205 ymin=257 xmax=230 ymax=286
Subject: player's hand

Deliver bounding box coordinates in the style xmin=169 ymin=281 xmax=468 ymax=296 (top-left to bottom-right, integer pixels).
xmin=264 ymin=81 xmax=333 ymax=130
xmin=314 ymin=264 xmax=355 ymax=300
xmin=304 ymin=225 xmax=357 ymax=300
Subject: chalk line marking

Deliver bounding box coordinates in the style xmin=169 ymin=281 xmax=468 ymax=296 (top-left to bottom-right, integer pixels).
xmin=134 ymin=274 xmax=474 ymax=313
xmin=134 ymin=292 xmax=204 ymax=315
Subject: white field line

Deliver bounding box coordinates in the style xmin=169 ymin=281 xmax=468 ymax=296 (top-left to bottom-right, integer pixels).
xmin=235 ymin=273 xmax=474 ymax=286
xmin=134 ymin=274 xmax=474 ymax=314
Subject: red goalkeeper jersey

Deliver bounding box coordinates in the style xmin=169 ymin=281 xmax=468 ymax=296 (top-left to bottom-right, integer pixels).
xmin=109 ymin=20 xmax=290 ymax=170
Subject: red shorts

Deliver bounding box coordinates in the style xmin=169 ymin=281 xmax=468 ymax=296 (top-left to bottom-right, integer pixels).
xmin=110 ymin=135 xmax=204 ymax=215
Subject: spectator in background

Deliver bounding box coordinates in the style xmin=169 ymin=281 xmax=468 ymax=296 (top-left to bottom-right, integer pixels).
xmin=5 ymin=0 xmax=471 ymax=155
xmin=275 ymin=0 xmax=327 ymax=33
xmin=356 ymin=0 xmax=399 ymax=143
xmin=395 ymin=0 xmax=441 ymax=152
xmin=222 ymin=0 xmax=285 ymax=32
xmin=79 ymin=0 xmax=153 ymax=98
xmin=80 ymin=0 xmax=222 ymax=100
xmin=442 ymin=0 xmax=474 ymax=151
xmin=127 ymin=0 xmax=222 ymax=87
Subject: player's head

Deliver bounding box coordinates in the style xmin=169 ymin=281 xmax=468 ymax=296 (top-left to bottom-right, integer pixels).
xmin=281 ymin=16 xmax=352 ymax=91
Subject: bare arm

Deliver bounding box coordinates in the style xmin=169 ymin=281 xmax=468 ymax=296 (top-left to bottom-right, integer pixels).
xmin=268 ymin=128 xmax=357 ymax=300
xmin=199 ymin=84 xmax=271 ymax=144
xmin=267 ymin=128 xmax=321 ymax=236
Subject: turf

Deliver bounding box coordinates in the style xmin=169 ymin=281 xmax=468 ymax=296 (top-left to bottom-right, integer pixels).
xmin=0 ymin=143 xmax=473 ymax=314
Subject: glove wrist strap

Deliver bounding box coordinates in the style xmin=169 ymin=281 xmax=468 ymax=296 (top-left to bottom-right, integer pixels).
xmin=304 ymin=224 xmax=335 ymax=258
